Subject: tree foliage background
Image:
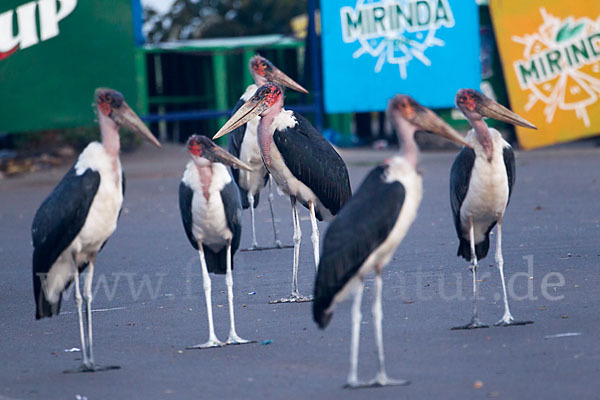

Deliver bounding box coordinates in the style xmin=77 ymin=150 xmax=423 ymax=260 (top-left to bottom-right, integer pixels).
xmin=144 ymin=0 xmax=307 ymax=42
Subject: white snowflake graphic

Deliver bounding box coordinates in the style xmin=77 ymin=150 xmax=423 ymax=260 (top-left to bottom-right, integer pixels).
xmin=346 ymin=0 xmax=455 ymax=79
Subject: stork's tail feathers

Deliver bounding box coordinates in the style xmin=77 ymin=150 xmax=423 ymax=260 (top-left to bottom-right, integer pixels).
xmin=34 ymin=286 xmax=61 ymax=320
xmin=313 ymin=299 xmax=333 ymax=329
xmin=202 ymin=245 xmax=231 ymax=275
xmin=239 ymin=187 xmax=250 ymax=209
xmin=457 ymin=237 xmax=490 ymax=261
xmin=252 ymin=192 xmax=260 ymax=209
xmin=239 ymin=188 xmax=260 ymax=210
xmin=33 ymin=267 xmax=63 ymax=319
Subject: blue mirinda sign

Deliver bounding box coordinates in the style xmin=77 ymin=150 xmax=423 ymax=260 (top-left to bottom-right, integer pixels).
xmin=321 ymin=0 xmax=481 ymax=113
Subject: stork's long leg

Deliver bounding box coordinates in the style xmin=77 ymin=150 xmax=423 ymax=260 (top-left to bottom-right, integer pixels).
xmin=494 ymin=213 xmax=533 ymax=327
xmin=268 ymin=175 xmax=282 ymax=248
xmin=225 ymin=241 xmax=251 ymax=345
xmin=367 ymin=271 xmax=409 ymax=387
xmin=74 ymin=267 xmax=90 ymax=368
xmin=452 ymin=217 xmax=488 ymax=330
xmin=269 ymin=197 xmax=311 ymax=303
xmin=83 ymin=261 xmax=95 ymax=367
xmin=188 ymin=245 xmax=224 ymax=349
xmin=344 ymin=281 xmax=364 ymax=388
xmin=309 ymin=201 xmax=320 ymax=270
xmin=247 ymin=192 xmax=259 ymax=250
xmin=291 ymin=197 xmax=301 ymax=296
xmin=64 ymin=259 xmax=119 ymax=373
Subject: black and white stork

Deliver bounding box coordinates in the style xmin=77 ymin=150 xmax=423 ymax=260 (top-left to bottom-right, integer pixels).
xmin=32 ymin=88 xmax=161 ymax=372
xmin=451 ymin=88 xmax=537 ymax=329
xmin=214 ymin=83 xmax=352 ymax=303
xmin=313 ymin=95 xmax=471 ymax=388
xmin=228 ymin=55 xmax=308 ymax=250
xmin=179 ymin=135 xmax=254 ymax=348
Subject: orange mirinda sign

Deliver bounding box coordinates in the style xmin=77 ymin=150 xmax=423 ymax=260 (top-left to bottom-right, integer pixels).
xmin=490 ymin=1 xmax=600 ymax=149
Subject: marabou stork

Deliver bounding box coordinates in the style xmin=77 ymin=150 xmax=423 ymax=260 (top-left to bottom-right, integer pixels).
xmin=313 ymin=95 xmax=471 ymax=388
xmin=179 ymin=135 xmax=254 ymax=348
xmin=214 ymin=83 xmax=352 ymax=303
xmin=32 ymin=88 xmax=161 ymax=372
xmin=228 ymin=55 xmax=308 ymax=250
xmin=451 ymin=88 xmax=536 ymax=329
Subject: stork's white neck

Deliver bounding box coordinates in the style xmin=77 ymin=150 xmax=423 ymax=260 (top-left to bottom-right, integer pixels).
xmin=257 ymin=97 xmax=284 ymax=166
xmin=394 ymin=115 xmax=419 ymax=170
xmin=98 ymin=111 xmax=121 ymax=159
xmin=471 ymin=118 xmax=494 ymax=161
xmin=194 ymin=161 xmax=213 ymax=202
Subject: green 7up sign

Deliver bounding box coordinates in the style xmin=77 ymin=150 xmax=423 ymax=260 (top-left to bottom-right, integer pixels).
xmin=0 ymin=0 xmax=77 ymax=60
xmin=0 ymin=0 xmax=142 ymax=133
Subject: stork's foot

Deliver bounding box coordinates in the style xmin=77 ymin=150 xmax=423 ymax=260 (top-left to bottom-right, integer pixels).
xmin=247 ymin=243 xmax=260 ymax=251
xmin=269 ymin=293 xmax=313 ymax=304
xmin=226 ymin=334 xmax=254 ymax=345
xmin=274 ymin=240 xmax=283 ymax=248
xmin=343 ymin=379 xmax=367 ymax=389
xmin=187 ymin=339 xmax=225 ymax=349
xmin=494 ymin=315 xmax=533 ymax=327
xmin=452 ymin=317 xmax=489 ymax=330
xmin=241 ymin=243 xmax=293 ymax=252
xmin=368 ymin=372 xmax=410 ymax=387
xmin=344 ymin=373 xmax=409 ymax=389
xmin=64 ymin=364 xmax=120 ymax=374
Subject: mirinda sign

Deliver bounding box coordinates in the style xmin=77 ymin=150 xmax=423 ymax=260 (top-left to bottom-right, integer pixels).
xmin=490 ymin=0 xmax=600 ymax=149
xmin=321 ymin=0 xmax=480 ymax=113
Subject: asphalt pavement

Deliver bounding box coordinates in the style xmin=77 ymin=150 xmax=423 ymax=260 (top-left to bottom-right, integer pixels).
xmin=1 ymin=143 xmax=599 ymax=399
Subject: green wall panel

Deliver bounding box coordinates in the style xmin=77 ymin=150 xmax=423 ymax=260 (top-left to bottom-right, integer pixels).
xmin=0 ymin=0 xmax=139 ymax=133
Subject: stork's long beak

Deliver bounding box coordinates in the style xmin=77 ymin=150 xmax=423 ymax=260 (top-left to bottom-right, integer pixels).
xmin=113 ymin=102 xmax=162 ymax=147
xmin=413 ymin=108 xmax=472 ymax=148
xmin=213 ymin=98 xmax=268 ymax=140
xmin=209 ymin=145 xmax=252 ymax=171
xmin=477 ymin=98 xmax=537 ymax=130
xmin=268 ymin=67 xmax=308 ymax=94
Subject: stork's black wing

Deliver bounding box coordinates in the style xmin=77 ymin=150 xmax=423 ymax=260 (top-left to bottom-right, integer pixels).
xmin=32 ymin=165 xmax=100 ymax=319
xmin=503 ymin=145 xmax=516 ymax=203
xmin=220 ymin=180 xmax=242 ymax=256
xmin=178 ymin=181 xmax=197 ymax=251
xmin=313 ymin=165 xmax=405 ymax=329
xmin=449 ymin=147 xmax=476 ymax=240
xmin=450 ymin=147 xmax=496 ymax=260
xmin=273 ymin=112 xmax=351 ymax=218
xmin=122 ymin=171 xmax=126 ymax=197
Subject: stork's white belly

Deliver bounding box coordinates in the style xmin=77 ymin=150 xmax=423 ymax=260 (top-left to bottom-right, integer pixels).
xmin=183 ymin=162 xmax=232 ymax=252
xmin=237 ymin=117 xmax=268 ymax=195
xmin=73 ymin=174 xmax=123 ymax=261
xmin=45 ymin=143 xmax=123 ymax=303
xmin=460 ymin=129 xmax=510 ymax=242
xmin=191 ymin=193 xmax=230 ymax=252
xmin=329 ymin=157 xmax=423 ymax=309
